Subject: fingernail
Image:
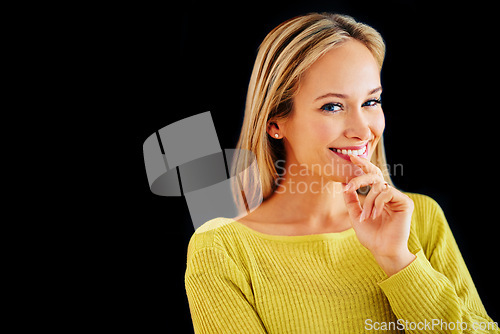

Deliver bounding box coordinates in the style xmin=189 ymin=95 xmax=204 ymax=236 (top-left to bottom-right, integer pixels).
xmin=360 ymin=210 xmax=366 ymax=221
xmin=371 ymin=207 xmax=377 ymax=219
xmin=344 ymin=183 xmax=352 ymax=192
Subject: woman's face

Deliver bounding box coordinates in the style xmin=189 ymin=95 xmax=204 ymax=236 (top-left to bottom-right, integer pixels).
xmin=277 ymin=39 xmax=385 ymax=183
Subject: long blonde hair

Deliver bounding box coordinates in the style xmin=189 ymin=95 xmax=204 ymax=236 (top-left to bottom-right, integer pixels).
xmin=233 ymin=13 xmax=392 ymax=208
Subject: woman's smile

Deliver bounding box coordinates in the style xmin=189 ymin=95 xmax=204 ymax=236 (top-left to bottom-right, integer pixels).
xmin=329 ymin=143 xmax=369 ymax=161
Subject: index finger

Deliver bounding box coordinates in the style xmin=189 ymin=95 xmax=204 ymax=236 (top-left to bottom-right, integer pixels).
xmin=349 ymin=154 xmax=383 ymax=177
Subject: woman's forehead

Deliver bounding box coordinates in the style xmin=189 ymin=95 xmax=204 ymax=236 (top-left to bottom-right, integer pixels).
xmin=300 ymin=40 xmax=381 ymax=100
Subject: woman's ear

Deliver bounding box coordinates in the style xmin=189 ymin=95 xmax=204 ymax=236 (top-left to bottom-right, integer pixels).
xmin=267 ymin=121 xmax=282 ymax=139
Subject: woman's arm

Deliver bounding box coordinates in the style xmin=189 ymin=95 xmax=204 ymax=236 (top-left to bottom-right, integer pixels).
xmin=343 ymin=154 xmax=498 ymax=333
xmin=185 ymin=246 xmax=267 ymax=333
xmin=377 ymin=196 xmax=499 ymax=333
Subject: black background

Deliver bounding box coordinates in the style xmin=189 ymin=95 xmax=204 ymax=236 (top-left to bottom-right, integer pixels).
xmin=126 ymin=1 xmax=499 ymax=332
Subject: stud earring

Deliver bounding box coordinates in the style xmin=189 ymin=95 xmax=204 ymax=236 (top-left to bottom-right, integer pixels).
xmin=274 ymin=134 xmax=279 ymax=138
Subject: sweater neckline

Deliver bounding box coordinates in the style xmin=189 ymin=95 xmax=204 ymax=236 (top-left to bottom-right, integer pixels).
xmin=231 ymin=219 xmax=356 ymax=242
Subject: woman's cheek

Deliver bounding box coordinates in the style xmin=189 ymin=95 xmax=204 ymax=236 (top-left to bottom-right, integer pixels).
xmin=315 ymin=122 xmax=338 ymax=143
xmin=371 ymin=110 xmax=385 ymax=136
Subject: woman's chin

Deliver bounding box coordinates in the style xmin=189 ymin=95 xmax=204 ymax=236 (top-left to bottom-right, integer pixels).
xmin=322 ymin=164 xmax=364 ymax=184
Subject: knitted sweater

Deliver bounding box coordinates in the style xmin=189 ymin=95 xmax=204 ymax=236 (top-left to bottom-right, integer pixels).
xmin=185 ymin=193 xmax=498 ymax=333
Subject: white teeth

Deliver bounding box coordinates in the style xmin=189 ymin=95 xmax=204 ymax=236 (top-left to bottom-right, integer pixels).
xmin=332 ymin=146 xmax=367 ymax=156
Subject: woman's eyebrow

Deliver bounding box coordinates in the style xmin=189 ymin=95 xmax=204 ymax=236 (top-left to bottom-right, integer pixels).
xmin=314 ymin=92 xmax=348 ymax=101
xmin=314 ymin=86 xmax=383 ymax=101
xmin=369 ymin=86 xmax=383 ymax=95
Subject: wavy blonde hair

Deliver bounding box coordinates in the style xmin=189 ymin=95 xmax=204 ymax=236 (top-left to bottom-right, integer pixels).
xmin=233 ymin=13 xmax=392 ymax=208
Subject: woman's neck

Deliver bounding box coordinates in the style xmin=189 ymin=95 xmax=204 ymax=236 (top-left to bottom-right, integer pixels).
xmin=264 ymin=162 xmax=353 ymax=229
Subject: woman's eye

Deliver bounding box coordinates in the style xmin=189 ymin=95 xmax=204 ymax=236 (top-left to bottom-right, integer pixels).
xmin=362 ymin=98 xmax=382 ymax=107
xmin=320 ymin=103 xmax=342 ymax=113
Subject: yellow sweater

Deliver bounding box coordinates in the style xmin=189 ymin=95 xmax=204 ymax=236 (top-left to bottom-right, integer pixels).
xmin=185 ymin=193 xmax=498 ymax=333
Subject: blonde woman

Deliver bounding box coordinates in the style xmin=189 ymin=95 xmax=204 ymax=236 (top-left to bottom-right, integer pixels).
xmin=185 ymin=13 xmax=498 ymax=333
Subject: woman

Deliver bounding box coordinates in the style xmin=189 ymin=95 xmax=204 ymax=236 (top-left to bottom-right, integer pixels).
xmin=185 ymin=13 xmax=498 ymax=333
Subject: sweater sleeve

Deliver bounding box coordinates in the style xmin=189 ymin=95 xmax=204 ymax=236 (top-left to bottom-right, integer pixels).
xmin=185 ymin=245 xmax=267 ymax=334
xmin=378 ymin=196 xmax=499 ymax=333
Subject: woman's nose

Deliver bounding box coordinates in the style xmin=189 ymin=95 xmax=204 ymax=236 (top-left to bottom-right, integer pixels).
xmin=344 ymin=108 xmax=371 ymax=141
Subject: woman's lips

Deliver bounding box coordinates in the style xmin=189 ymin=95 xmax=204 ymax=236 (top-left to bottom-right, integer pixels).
xmin=329 ymin=144 xmax=368 ymax=161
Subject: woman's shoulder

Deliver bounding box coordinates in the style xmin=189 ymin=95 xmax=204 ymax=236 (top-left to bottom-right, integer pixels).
xmin=186 ymin=217 xmax=241 ymax=259
xmin=404 ymin=192 xmax=448 ymax=251
xmin=405 ymin=192 xmax=441 ymax=211
xmin=404 ymin=192 xmax=444 ymax=220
